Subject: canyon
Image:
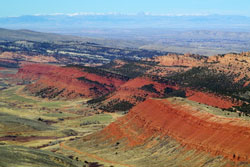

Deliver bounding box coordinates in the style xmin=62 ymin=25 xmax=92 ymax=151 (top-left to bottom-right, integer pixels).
xmin=1 ymin=50 xmax=250 ymax=167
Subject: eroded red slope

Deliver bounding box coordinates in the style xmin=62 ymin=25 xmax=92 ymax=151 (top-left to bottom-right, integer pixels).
xmin=186 ymin=89 xmax=241 ymax=109
xmin=101 ymin=98 xmax=250 ymax=162
xmin=17 ymin=64 xmax=127 ymax=99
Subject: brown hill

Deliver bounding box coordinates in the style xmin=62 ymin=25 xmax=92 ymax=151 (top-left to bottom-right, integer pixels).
xmin=150 ymin=52 xmax=250 ymax=84
xmin=207 ymin=52 xmax=250 ymax=81
xmin=150 ymin=53 xmax=207 ymax=67
xmin=0 ymin=51 xmax=58 ymax=64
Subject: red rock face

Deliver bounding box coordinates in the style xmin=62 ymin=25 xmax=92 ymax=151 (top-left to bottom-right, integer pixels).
xmin=186 ymin=89 xmax=241 ymax=109
xmin=101 ymin=98 xmax=250 ymax=162
xmin=103 ymin=77 xmax=172 ymax=104
xmin=151 ymin=53 xmax=207 ymax=67
xmin=17 ymin=64 xmax=127 ymax=99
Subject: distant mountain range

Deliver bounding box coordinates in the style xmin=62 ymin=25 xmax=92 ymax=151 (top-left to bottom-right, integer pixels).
xmin=1 ymin=14 xmax=250 ymax=31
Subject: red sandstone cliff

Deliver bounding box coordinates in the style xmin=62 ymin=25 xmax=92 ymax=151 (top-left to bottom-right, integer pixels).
xmin=100 ymin=98 xmax=250 ymax=162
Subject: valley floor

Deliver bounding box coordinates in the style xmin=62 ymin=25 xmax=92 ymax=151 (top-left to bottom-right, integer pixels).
xmin=0 ymin=71 xmax=121 ymax=166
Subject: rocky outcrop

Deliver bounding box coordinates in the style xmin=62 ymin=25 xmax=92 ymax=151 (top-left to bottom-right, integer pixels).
xmin=151 ymin=53 xmax=207 ymax=67
xmin=207 ymin=52 xmax=250 ymax=81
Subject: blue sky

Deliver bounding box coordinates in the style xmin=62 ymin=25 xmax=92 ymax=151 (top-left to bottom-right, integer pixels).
xmin=1 ymin=0 xmax=250 ymax=17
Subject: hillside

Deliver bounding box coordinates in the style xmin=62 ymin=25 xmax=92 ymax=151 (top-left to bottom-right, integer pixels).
xmin=68 ymin=97 xmax=250 ymax=167
xmin=0 ymin=145 xmax=82 ymax=167
xmin=0 ymin=28 xmax=84 ymax=42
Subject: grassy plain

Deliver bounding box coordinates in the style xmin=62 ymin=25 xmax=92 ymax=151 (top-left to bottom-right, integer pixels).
xmin=0 ymin=72 xmax=118 ymax=166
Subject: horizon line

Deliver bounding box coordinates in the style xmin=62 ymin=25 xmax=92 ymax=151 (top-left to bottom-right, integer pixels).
xmin=1 ymin=12 xmax=250 ymax=18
